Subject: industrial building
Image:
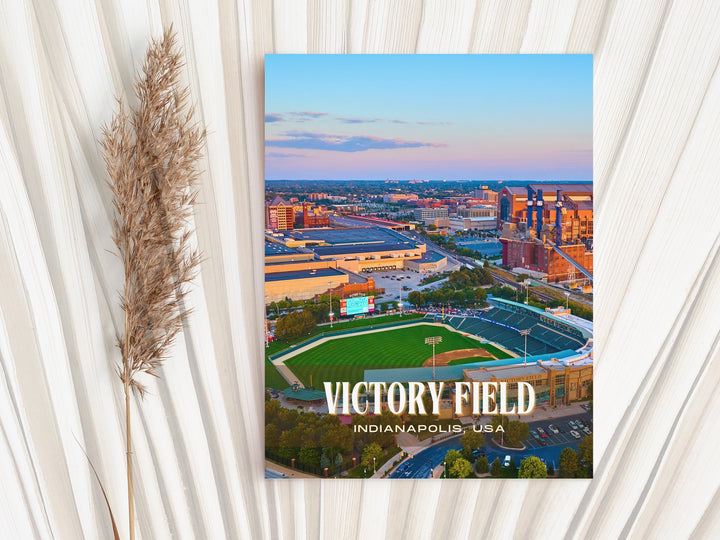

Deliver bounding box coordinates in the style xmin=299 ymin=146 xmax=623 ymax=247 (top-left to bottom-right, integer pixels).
xmin=405 ymin=251 xmax=447 ymax=273
xmin=265 ymin=267 xmax=349 ymax=303
xmin=265 ymin=226 xmax=443 ymax=303
xmin=300 ymin=202 xmax=330 ymax=228
xmin=497 ymin=184 xmax=593 ymax=283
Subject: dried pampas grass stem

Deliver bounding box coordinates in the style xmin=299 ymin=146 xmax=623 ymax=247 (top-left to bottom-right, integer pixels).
xmin=101 ymin=27 xmax=204 ymax=540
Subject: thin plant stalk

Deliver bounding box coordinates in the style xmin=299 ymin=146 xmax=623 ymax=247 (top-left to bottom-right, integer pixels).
xmin=102 ymin=27 xmax=203 ymax=540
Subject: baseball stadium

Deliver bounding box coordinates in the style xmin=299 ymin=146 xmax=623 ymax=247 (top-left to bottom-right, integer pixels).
xmin=268 ymin=296 xmax=593 ymax=415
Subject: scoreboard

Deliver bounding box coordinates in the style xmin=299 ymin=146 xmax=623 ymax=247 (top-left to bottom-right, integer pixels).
xmin=340 ymin=296 xmax=375 ymax=316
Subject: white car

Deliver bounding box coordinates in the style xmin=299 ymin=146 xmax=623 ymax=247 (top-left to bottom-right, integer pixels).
xmin=503 ymin=455 xmax=511 ymax=467
xmin=583 ymin=427 xmax=592 ymax=435
xmin=570 ymin=430 xmax=581 ymax=439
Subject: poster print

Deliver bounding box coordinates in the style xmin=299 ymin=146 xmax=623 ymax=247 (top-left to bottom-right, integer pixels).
xmin=264 ymin=55 xmax=593 ymax=479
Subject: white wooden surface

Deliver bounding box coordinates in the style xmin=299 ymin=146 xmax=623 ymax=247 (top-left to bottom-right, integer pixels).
xmin=1 ymin=1 xmax=719 ymax=538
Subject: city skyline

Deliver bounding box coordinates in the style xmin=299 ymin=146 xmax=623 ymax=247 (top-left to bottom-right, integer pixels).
xmin=266 ymin=54 xmax=592 ymax=181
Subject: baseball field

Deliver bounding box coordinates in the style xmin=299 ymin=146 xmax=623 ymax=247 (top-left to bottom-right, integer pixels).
xmin=284 ymin=323 xmax=509 ymax=388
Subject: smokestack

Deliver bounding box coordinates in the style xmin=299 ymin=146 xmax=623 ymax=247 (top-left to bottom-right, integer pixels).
xmin=556 ymin=189 xmax=563 ymax=246
xmin=526 ymin=187 xmax=534 ymax=229
xmin=536 ymin=190 xmax=544 ymax=236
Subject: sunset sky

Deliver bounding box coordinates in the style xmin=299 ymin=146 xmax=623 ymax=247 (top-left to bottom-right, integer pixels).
xmin=265 ymin=54 xmax=592 ymax=181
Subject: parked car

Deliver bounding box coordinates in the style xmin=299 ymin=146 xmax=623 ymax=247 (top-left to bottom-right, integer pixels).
xmin=570 ymin=430 xmax=581 ymax=439
xmin=503 ymin=455 xmax=511 ymax=467
xmin=531 ymin=431 xmax=541 ymax=441
xmin=548 ymin=424 xmax=559 ymax=435
xmin=583 ymin=427 xmax=592 ymax=435
xmin=568 ymin=421 xmax=578 ymax=430
xmin=537 ymin=427 xmax=548 ymax=439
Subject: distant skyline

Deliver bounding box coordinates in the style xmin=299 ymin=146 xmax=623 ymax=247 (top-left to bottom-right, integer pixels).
xmin=265 ymin=55 xmax=592 ymax=181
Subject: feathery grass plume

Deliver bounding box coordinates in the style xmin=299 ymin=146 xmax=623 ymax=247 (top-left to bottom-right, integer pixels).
xmin=101 ymin=27 xmax=204 ymax=540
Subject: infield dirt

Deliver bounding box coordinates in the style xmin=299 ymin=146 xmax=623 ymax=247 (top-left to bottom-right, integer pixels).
xmin=421 ymin=347 xmax=495 ymax=367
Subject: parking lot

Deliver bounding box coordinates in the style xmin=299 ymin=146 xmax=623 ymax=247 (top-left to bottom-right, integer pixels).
xmin=371 ymin=270 xmax=427 ymax=302
xmin=523 ymin=413 xmax=593 ymax=449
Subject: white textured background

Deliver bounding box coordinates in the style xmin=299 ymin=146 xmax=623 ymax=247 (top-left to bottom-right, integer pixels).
xmin=1 ymin=1 xmax=719 ymax=539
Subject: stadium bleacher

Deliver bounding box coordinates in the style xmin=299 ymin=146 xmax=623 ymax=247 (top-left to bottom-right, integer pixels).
xmin=431 ymin=304 xmax=585 ymax=356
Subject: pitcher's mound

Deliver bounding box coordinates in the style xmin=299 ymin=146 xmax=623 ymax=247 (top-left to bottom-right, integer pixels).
xmin=422 ymin=348 xmax=495 ymax=367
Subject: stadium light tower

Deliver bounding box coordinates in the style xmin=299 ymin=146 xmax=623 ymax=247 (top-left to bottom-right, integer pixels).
xmin=524 ymin=279 xmax=531 ymax=305
xmin=520 ymin=329 xmax=531 ymax=364
xmin=398 ymin=283 xmax=403 ymax=317
xmin=425 ymin=336 xmax=443 ymax=379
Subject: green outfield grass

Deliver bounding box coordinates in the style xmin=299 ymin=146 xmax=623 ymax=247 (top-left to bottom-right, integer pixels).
xmin=264 ymin=312 xmax=425 ymax=390
xmin=265 ymin=312 xmax=424 ymax=360
xmin=285 ymin=323 xmax=482 ymax=388
xmin=265 ymin=363 xmax=288 ymax=390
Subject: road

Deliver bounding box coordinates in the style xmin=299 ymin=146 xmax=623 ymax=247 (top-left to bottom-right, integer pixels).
xmin=389 ymin=411 xmax=592 ymax=478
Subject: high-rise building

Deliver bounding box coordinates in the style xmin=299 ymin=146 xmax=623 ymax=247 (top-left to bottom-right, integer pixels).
xmin=265 ymin=196 xmax=295 ymax=230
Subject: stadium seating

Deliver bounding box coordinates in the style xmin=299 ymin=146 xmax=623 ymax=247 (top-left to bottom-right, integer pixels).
xmin=444 ymin=305 xmax=585 ymax=356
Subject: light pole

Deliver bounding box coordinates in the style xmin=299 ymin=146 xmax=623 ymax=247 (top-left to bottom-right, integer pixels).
xmin=524 ymin=279 xmax=530 ymax=304
xmin=425 ymin=336 xmax=443 ymax=380
xmin=520 ymin=328 xmax=530 ymax=365
xmin=398 ymin=283 xmax=403 ymax=317
xmin=373 ymin=457 xmax=376 ymax=474
xmin=564 ymin=290 xmax=570 ymax=310
xmin=443 ymin=460 xmax=447 ymax=479
xmin=328 ymin=282 xmax=334 ymax=328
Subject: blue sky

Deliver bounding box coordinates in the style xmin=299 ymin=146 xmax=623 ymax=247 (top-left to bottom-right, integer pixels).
xmin=265 ymin=54 xmax=592 ymax=181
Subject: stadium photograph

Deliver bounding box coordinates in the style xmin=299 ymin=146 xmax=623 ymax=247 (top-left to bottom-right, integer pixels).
xmin=264 ymin=54 xmax=593 ymax=480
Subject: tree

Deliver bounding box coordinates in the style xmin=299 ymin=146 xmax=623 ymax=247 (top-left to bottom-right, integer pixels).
xmin=298 ymin=446 xmax=321 ymax=469
xmin=275 ymin=310 xmax=316 ymax=341
xmin=333 ymin=453 xmax=343 ymax=476
xmin=547 ymin=462 xmax=555 ymax=476
xmin=444 ymin=449 xmax=462 ymax=472
xmin=265 ymin=423 xmax=280 ymax=448
xmin=361 ymin=443 xmax=383 ymax=470
xmin=319 ymin=423 xmax=354 ymax=457
xmin=490 ymin=457 xmax=502 ymax=477
xmin=476 ymin=455 xmax=489 ymax=474
xmin=518 ymin=456 xmax=547 ymax=479
xmin=368 ymin=411 xmax=401 ymax=448
xmin=579 ymin=434 xmax=593 ymax=476
xmin=460 ymin=430 xmax=485 ymax=452
xmin=503 ymin=457 xmax=518 ymax=478
xmin=490 ymin=414 xmax=508 ymax=432
xmin=450 ymin=458 xmax=474 ymax=479
xmin=559 ymin=447 xmax=579 ymax=478
xmin=407 ymin=290 xmax=423 ymax=307
xmin=320 ymin=452 xmax=331 ymax=470
xmin=505 ymin=421 xmax=530 ymax=447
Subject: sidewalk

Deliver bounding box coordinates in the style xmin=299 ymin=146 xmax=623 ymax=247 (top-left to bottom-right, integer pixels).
xmin=264 ymin=460 xmax=315 ymax=479
xmin=372 ymin=452 xmax=404 ymax=478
